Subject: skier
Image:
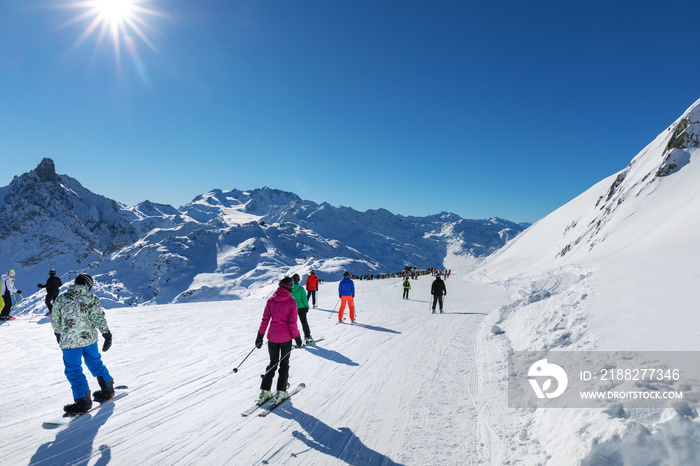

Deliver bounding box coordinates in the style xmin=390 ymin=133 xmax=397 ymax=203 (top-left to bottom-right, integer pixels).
xmin=255 ymin=277 xmax=303 ymax=404
xmin=430 ymin=273 xmax=447 ymax=313
xmin=52 ymin=274 xmax=116 ymax=413
xmin=402 ymin=277 xmax=411 ymax=299
xmin=292 ymin=273 xmax=314 ymax=345
xmin=338 ymin=271 xmax=356 ymax=323
xmin=0 ymin=270 xmax=22 ymax=320
xmin=38 ymin=269 xmax=63 ymax=316
xmin=305 ymin=270 xmax=319 ymax=308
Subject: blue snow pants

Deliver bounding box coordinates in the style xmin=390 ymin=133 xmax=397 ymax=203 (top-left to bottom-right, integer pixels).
xmin=62 ymin=343 xmax=112 ymax=401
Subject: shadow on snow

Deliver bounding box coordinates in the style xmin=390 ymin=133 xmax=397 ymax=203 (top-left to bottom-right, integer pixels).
xmin=31 ymin=401 xmax=117 ymax=466
xmin=265 ymin=403 xmax=405 ymax=466
xmin=303 ymin=345 xmax=359 ymax=367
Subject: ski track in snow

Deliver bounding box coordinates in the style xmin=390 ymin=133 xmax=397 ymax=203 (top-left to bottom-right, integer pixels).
xmin=0 ymin=260 xmax=513 ymax=466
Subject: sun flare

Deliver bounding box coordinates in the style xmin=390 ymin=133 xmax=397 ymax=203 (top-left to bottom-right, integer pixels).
xmin=57 ymin=0 xmax=166 ymax=73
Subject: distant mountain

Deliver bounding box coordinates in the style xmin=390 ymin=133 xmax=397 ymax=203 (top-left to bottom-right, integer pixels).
xmin=0 ymin=159 xmax=526 ymax=308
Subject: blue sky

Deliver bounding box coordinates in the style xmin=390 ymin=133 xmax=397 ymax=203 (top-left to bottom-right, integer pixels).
xmin=1 ymin=0 xmax=699 ymax=223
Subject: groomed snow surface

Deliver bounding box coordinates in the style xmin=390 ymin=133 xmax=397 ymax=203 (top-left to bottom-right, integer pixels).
xmin=2 ymin=256 xmax=523 ymax=466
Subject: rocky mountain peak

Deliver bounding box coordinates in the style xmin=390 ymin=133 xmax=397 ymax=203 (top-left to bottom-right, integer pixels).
xmin=32 ymin=157 xmax=59 ymax=183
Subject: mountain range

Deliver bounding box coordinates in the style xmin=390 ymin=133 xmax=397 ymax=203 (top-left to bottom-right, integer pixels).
xmin=0 ymin=159 xmax=527 ymax=308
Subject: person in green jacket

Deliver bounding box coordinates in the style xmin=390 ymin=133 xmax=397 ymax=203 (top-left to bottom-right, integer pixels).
xmin=402 ymin=277 xmax=411 ymax=299
xmin=292 ymin=274 xmax=313 ymax=345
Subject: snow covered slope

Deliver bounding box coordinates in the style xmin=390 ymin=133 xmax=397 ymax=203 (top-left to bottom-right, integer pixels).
xmin=0 ymin=260 xmax=514 ymax=465
xmin=468 ymin=99 xmax=700 ymax=464
xmin=477 ymin=97 xmax=700 ymax=351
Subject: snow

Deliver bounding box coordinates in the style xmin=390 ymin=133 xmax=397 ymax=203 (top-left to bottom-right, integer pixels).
xmin=3 ymin=97 xmax=700 ymax=464
xmin=467 ymin=98 xmax=700 ymax=463
xmin=1 ymin=257 xmax=515 ymax=465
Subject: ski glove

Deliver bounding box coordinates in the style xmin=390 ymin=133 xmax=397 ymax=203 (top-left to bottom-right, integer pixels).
xmin=54 ymin=333 xmax=61 ymax=344
xmin=295 ymin=337 xmax=303 ymax=348
xmin=255 ymin=333 xmax=264 ymax=349
xmin=102 ymin=333 xmax=112 ymax=352
xmin=17 ymin=290 xmax=22 ymax=295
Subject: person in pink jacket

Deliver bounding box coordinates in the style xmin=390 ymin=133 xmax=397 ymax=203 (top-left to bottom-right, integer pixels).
xmin=256 ymin=277 xmax=303 ymax=404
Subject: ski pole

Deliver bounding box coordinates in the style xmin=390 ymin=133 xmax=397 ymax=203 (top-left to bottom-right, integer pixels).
xmin=232 ymin=346 xmax=257 ymax=373
xmin=12 ymin=293 xmax=27 ymax=317
xmin=260 ymin=345 xmax=297 ymax=379
xmin=328 ymin=297 xmax=340 ymax=319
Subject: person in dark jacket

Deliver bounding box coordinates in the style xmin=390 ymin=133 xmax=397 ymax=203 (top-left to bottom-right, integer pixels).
xmin=38 ymin=269 xmax=63 ymax=316
xmin=430 ymin=274 xmax=447 ymax=313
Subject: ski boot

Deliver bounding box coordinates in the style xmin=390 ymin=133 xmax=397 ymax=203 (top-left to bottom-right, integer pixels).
xmin=93 ymin=377 xmax=115 ymax=402
xmin=305 ymin=337 xmax=314 ymax=345
xmin=275 ymin=390 xmax=289 ymax=402
xmin=258 ymin=390 xmax=273 ymax=405
xmin=64 ymin=391 xmax=92 ymax=414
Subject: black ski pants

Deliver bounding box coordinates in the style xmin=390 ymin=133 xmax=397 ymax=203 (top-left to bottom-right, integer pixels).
xmin=403 ymin=288 xmax=410 ymax=299
xmin=432 ymin=294 xmax=444 ymax=311
xmin=298 ymin=307 xmax=311 ymax=340
xmin=0 ymin=291 xmax=12 ymax=318
xmin=261 ymin=340 xmax=292 ymax=392
xmin=45 ymin=292 xmax=59 ymax=313
xmin=306 ymin=290 xmax=317 ymax=306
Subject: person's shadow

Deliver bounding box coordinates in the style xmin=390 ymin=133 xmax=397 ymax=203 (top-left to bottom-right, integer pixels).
xmin=303 ymin=345 xmax=359 ymax=367
xmin=264 ymin=403 xmax=405 ymax=465
xmin=347 ymin=322 xmax=400 ymax=334
xmin=31 ymin=399 xmax=119 ymax=465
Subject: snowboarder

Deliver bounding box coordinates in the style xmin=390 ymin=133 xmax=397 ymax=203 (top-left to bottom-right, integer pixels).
xmin=255 ymin=277 xmax=303 ymax=404
xmin=430 ymin=274 xmax=447 ymax=313
xmin=38 ymin=269 xmax=63 ymax=316
xmin=0 ymin=270 xmax=22 ymax=320
xmin=292 ymin=273 xmax=314 ymax=345
xmin=338 ymin=271 xmax=356 ymax=323
xmin=305 ymin=270 xmax=319 ymax=308
xmin=402 ymin=277 xmax=411 ymax=299
xmin=52 ymin=274 xmax=116 ymax=413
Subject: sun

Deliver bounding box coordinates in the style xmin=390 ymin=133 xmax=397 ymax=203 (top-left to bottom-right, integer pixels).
xmin=93 ymin=0 xmax=135 ymax=23
xmin=56 ymin=0 xmax=167 ymax=73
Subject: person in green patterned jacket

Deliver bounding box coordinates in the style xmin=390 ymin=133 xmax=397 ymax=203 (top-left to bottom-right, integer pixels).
xmin=52 ymin=274 xmax=116 ymax=413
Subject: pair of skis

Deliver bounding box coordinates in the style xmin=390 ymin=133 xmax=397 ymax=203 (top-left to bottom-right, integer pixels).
xmin=241 ymin=383 xmax=306 ymax=417
xmin=43 ymin=385 xmax=129 ymax=426
xmin=239 ymin=336 xmax=323 ymax=417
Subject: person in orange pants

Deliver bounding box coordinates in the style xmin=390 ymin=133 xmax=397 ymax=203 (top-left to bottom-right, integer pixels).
xmin=337 ymin=271 xmax=355 ymax=323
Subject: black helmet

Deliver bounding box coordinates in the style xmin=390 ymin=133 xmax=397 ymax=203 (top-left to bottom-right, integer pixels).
xmin=310 ymin=270 xmax=315 ymax=274
xmin=343 ymin=271 xmax=350 ymax=277
xmin=49 ymin=269 xmax=56 ymax=277
xmin=292 ymin=273 xmax=301 ymax=283
xmin=278 ymin=277 xmax=294 ymax=291
xmin=75 ymin=273 xmax=94 ymax=291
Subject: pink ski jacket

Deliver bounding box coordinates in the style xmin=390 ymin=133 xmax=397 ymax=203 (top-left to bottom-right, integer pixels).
xmin=258 ymin=287 xmax=301 ymax=343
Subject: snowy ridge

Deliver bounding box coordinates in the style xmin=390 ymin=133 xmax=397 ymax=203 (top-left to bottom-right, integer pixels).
xmin=469 ymin=98 xmax=700 ymax=463
xmin=1 ymin=161 xmax=525 ymax=310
